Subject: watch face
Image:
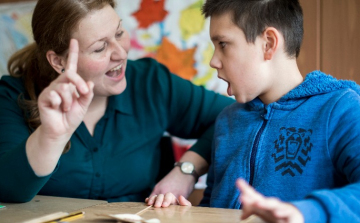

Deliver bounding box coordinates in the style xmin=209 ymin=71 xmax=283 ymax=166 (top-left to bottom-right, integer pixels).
xmin=181 ymin=162 xmax=194 ymax=174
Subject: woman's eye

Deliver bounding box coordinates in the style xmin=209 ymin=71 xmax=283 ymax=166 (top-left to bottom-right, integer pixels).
xmin=116 ymin=31 xmax=124 ymax=38
xmin=94 ymin=43 xmax=106 ymax=53
xmin=220 ymin=42 xmax=227 ymax=48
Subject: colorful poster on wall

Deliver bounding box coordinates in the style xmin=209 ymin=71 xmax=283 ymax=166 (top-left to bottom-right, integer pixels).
xmin=0 ymin=2 xmax=35 ymax=78
xmin=0 ymin=0 xmax=228 ymax=95
xmin=116 ymin=0 xmax=227 ymax=95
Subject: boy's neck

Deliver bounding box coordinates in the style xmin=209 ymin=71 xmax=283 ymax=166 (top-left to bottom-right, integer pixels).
xmin=259 ymin=58 xmax=303 ymax=105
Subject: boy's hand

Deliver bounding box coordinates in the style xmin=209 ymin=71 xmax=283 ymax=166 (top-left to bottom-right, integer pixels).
xmin=236 ymin=179 xmax=304 ymax=223
xmin=145 ymin=193 xmax=191 ymax=208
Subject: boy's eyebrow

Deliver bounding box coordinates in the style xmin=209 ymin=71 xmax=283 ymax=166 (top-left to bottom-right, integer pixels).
xmin=211 ymin=35 xmax=227 ymax=42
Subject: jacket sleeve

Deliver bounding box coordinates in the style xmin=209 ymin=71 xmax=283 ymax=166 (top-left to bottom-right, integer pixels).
xmin=151 ymin=60 xmax=234 ymax=163
xmin=0 ymin=77 xmax=52 ymax=203
xmin=292 ymin=90 xmax=360 ymax=223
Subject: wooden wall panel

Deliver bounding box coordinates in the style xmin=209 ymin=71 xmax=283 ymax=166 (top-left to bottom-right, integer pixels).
xmin=0 ymin=0 xmax=36 ymax=4
xmin=321 ymin=0 xmax=360 ymax=83
xmin=298 ymin=0 xmax=321 ymax=77
xmin=0 ymin=0 xmax=34 ymax=3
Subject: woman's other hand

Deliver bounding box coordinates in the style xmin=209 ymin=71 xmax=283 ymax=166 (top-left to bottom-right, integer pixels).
xmin=150 ymin=151 xmax=208 ymax=205
xmin=145 ymin=193 xmax=191 ymax=208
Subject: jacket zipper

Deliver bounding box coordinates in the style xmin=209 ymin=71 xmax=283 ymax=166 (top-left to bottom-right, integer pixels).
xmin=249 ymin=116 xmax=268 ymax=186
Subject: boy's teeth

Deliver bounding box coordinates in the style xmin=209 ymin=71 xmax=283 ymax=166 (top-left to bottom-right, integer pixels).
xmin=110 ymin=64 xmax=122 ymax=72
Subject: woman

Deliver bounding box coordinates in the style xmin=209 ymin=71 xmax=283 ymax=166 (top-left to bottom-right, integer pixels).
xmin=0 ymin=0 xmax=233 ymax=203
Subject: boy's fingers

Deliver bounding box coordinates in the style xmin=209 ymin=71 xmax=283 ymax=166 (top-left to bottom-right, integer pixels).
xmin=237 ymin=179 xmax=263 ymax=201
xmin=237 ymin=179 xmax=252 ymax=193
xmin=272 ymin=203 xmax=298 ymax=218
xmin=237 ymin=178 xmax=302 ymax=222
xmin=240 ymin=195 xmax=255 ymax=219
xmin=255 ymin=197 xmax=281 ymax=211
xmin=238 ymin=178 xmax=269 ymax=220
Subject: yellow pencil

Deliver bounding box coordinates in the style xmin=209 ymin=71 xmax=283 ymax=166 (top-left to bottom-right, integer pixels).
xmin=46 ymin=211 xmax=84 ymax=223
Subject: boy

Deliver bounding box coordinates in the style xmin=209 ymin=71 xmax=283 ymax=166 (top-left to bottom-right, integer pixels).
xmin=199 ymin=0 xmax=360 ymax=222
xmin=147 ymin=0 xmax=360 ymax=222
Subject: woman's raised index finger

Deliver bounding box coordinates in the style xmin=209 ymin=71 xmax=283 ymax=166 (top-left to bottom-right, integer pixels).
xmin=66 ymin=39 xmax=79 ymax=72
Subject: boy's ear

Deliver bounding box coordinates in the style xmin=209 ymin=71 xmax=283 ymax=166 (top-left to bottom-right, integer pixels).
xmin=46 ymin=50 xmax=66 ymax=74
xmin=262 ymin=27 xmax=280 ymax=60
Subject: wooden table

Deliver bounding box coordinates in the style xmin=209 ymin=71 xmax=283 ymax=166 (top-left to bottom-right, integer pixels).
xmin=76 ymin=202 xmax=264 ymax=223
xmin=0 ymin=196 xmax=264 ymax=223
xmin=0 ymin=195 xmax=107 ymax=223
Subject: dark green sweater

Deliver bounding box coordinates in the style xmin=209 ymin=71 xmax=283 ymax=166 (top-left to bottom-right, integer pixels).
xmin=0 ymin=58 xmax=234 ymax=203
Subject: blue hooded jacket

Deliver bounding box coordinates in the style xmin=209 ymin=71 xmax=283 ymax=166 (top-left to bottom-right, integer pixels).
xmin=201 ymin=71 xmax=360 ymax=223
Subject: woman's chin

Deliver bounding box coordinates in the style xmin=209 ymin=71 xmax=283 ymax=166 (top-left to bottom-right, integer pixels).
xmin=95 ymin=79 xmax=127 ymax=97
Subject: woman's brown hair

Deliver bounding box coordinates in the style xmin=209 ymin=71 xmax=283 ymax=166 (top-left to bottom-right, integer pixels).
xmin=7 ymin=0 xmax=116 ymax=153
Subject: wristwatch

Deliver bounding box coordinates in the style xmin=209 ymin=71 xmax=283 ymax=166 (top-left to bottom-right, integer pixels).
xmin=174 ymin=161 xmax=199 ymax=181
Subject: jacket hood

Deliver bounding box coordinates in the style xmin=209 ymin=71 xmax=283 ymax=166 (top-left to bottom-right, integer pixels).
xmin=281 ymin=70 xmax=360 ymax=101
xmin=246 ymin=70 xmax=360 ymax=110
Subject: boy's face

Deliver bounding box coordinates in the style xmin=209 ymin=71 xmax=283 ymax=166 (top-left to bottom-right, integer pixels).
xmin=209 ymin=12 xmax=270 ymax=103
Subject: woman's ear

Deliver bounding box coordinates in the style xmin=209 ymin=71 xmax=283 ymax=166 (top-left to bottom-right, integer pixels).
xmin=262 ymin=27 xmax=281 ymax=60
xmin=46 ymin=50 xmax=66 ymax=73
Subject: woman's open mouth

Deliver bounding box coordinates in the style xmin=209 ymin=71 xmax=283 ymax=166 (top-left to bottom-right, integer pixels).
xmin=105 ymin=64 xmax=123 ymax=78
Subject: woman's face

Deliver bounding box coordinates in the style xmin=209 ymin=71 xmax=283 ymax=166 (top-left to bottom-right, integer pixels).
xmin=71 ymin=4 xmax=130 ymax=97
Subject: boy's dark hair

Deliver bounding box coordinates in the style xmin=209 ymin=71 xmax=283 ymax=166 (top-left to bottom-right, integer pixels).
xmin=202 ymin=0 xmax=303 ymax=58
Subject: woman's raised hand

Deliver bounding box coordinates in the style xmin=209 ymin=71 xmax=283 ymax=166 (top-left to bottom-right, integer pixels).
xmin=38 ymin=39 xmax=94 ymax=139
xmin=26 ymin=39 xmax=94 ymax=176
